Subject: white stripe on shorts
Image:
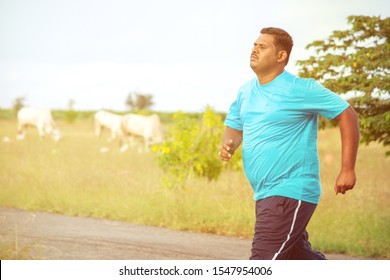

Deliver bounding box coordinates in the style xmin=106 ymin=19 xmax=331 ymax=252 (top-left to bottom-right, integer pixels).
xmin=272 ymin=200 xmax=302 ymax=260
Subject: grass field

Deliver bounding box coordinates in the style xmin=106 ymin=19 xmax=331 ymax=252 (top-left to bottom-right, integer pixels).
xmin=0 ymin=117 xmax=389 ymax=259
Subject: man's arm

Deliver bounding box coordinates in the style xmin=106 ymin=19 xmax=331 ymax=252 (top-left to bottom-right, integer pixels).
xmin=333 ymin=106 xmax=360 ymax=194
xmin=219 ymin=126 xmax=243 ymax=161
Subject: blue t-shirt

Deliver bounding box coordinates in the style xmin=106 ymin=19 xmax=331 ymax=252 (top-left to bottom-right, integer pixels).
xmin=224 ymin=71 xmax=349 ymax=204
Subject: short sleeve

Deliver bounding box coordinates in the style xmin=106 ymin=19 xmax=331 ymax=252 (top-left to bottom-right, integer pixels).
xmin=224 ymin=93 xmax=243 ymax=130
xmin=304 ymin=79 xmax=349 ymax=120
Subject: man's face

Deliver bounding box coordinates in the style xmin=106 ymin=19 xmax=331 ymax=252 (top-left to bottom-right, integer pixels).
xmin=250 ymin=33 xmax=279 ymax=73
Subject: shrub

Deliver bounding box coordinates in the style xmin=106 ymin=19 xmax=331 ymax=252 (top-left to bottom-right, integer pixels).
xmin=154 ymin=106 xmax=225 ymax=189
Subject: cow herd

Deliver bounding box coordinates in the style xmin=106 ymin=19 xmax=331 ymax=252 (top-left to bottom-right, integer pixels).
xmin=13 ymin=107 xmax=164 ymax=153
xmin=94 ymin=109 xmax=164 ymax=152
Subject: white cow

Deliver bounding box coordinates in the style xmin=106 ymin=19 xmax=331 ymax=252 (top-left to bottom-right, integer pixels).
xmin=94 ymin=110 xmax=124 ymax=143
xmin=121 ymin=113 xmax=164 ymax=152
xmin=17 ymin=107 xmax=62 ymax=141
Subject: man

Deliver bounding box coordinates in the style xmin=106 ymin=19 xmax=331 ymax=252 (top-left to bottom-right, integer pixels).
xmin=219 ymin=27 xmax=360 ymax=260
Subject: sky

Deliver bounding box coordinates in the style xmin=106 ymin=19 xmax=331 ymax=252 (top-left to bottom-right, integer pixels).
xmin=0 ymin=0 xmax=389 ymax=113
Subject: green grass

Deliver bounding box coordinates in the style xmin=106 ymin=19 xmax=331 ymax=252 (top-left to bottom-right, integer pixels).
xmin=310 ymin=128 xmax=390 ymax=258
xmin=0 ymin=118 xmax=389 ymax=259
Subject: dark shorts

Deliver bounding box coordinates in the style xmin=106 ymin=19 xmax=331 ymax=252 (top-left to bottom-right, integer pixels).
xmin=250 ymin=196 xmax=326 ymax=260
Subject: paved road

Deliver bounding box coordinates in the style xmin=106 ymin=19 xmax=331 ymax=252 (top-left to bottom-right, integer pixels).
xmin=0 ymin=207 xmax=362 ymax=260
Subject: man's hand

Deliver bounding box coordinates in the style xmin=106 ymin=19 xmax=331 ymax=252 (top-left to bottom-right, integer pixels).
xmin=219 ymin=139 xmax=235 ymax=161
xmin=334 ymin=169 xmax=356 ymax=195
xmin=219 ymin=127 xmax=243 ymax=162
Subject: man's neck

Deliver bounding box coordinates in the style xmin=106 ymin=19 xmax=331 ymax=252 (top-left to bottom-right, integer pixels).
xmin=257 ymin=68 xmax=285 ymax=85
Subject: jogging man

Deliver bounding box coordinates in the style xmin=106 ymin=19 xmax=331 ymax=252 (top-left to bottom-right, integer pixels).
xmin=219 ymin=27 xmax=360 ymax=259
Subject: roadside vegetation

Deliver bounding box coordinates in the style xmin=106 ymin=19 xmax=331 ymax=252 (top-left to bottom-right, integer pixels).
xmin=0 ymin=112 xmax=389 ymax=259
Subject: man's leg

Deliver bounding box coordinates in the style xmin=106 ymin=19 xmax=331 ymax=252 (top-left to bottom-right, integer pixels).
xmin=287 ymin=230 xmax=326 ymax=260
xmin=250 ymin=196 xmax=322 ymax=260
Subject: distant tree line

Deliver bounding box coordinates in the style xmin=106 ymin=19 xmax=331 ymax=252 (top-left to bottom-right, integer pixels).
xmin=8 ymin=90 xmax=155 ymax=118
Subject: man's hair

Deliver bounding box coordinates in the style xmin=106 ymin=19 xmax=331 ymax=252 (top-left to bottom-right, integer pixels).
xmin=260 ymin=27 xmax=293 ymax=65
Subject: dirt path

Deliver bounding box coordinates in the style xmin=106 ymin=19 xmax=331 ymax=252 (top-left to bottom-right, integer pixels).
xmin=0 ymin=207 xmax=363 ymax=260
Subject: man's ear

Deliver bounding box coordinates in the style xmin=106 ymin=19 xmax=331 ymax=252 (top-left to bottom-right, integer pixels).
xmin=277 ymin=50 xmax=287 ymax=63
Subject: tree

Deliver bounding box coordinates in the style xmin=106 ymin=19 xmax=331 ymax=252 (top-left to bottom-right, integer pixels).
xmin=126 ymin=92 xmax=154 ymax=111
xmin=296 ymin=15 xmax=390 ymax=155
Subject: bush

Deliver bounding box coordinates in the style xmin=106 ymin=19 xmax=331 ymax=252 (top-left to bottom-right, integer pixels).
xmin=154 ymin=106 xmax=225 ymax=189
